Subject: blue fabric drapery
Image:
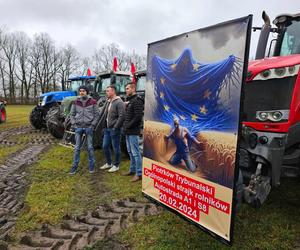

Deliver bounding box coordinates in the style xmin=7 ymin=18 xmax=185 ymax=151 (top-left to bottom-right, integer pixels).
xmin=151 ymin=48 xmax=240 ymax=135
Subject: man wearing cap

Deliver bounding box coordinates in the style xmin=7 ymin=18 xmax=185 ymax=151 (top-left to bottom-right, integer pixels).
xmin=69 ymin=85 xmax=100 ymax=175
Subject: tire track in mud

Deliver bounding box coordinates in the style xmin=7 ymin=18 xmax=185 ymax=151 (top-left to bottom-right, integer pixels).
xmin=5 ymin=198 xmax=160 ymax=250
xmin=0 ymin=145 xmax=48 ymax=242
xmin=0 ymin=127 xmax=161 ymax=249
xmin=0 ymin=126 xmax=31 ymax=142
xmin=0 ymin=126 xmax=58 ymax=146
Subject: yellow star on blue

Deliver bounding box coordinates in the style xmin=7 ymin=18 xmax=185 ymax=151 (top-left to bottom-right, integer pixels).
xmin=203 ymin=89 xmax=211 ymax=99
xmin=200 ymin=105 xmax=208 ymax=115
xmin=164 ymin=105 xmax=170 ymax=111
xmin=160 ymin=77 xmax=166 ymax=84
xmin=193 ymin=63 xmax=200 ymax=71
xmin=191 ymin=114 xmax=198 ymax=121
xmin=170 ymin=63 xmax=177 ymax=71
xmin=179 ymin=115 xmax=186 ymax=121
xmin=160 ymin=92 xmax=165 ymax=99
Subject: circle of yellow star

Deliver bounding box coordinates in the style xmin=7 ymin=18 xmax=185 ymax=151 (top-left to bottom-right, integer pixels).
xmin=164 ymin=105 xmax=170 ymax=111
xmin=191 ymin=114 xmax=198 ymax=121
xmin=193 ymin=63 xmax=200 ymax=71
xmin=200 ymin=105 xmax=208 ymax=115
xmin=179 ymin=115 xmax=186 ymax=121
xmin=171 ymin=63 xmax=177 ymax=70
xmin=204 ymin=89 xmax=211 ymax=99
xmin=160 ymin=77 xmax=166 ymax=84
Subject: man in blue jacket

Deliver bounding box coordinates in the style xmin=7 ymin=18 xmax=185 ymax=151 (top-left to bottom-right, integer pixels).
xmin=69 ymin=85 xmax=100 ymax=175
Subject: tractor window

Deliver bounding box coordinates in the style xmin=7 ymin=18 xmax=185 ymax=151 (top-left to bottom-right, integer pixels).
xmin=99 ymin=77 xmax=111 ymax=93
xmin=115 ymin=76 xmax=128 ymax=93
xmin=137 ymin=76 xmax=146 ymax=91
xmin=69 ymin=80 xmax=83 ymax=92
xmin=280 ymin=20 xmax=300 ymax=56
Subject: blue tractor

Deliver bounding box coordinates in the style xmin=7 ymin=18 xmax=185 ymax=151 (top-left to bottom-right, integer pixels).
xmin=29 ymin=76 xmax=96 ymax=130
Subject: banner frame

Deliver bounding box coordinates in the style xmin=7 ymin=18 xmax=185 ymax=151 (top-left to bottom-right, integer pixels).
xmin=143 ymin=14 xmax=253 ymax=246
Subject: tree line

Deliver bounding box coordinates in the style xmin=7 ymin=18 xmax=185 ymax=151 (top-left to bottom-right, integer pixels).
xmin=0 ymin=28 xmax=146 ymax=104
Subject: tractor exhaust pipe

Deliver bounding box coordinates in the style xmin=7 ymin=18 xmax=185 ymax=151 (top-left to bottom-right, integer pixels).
xmin=255 ymin=11 xmax=271 ymax=60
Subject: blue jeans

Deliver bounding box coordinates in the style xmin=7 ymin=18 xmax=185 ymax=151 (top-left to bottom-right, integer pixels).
xmin=102 ymin=128 xmax=121 ymax=167
xmin=169 ymin=152 xmax=196 ymax=172
xmin=72 ymin=127 xmax=95 ymax=171
xmin=126 ymin=135 xmax=142 ymax=176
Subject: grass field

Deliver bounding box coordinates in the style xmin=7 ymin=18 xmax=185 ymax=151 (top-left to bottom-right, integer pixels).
xmin=0 ymin=105 xmax=34 ymax=129
xmin=14 ymin=146 xmax=141 ymax=233
xmin=0 ymin=145 xmax=24 ymax=164
xmin=2 ymin=105 xmax=300 ymax=249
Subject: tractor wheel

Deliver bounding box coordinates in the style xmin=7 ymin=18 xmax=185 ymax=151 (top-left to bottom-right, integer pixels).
xmin=29 ymin=106 xmax=47 ymax=129
xmin=46 ymin=106 xmax=65 ymax=139
xmin=0 ymin=106 xmax=6 ymax=123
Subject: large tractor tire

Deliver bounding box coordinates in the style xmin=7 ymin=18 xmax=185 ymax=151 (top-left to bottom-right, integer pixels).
xmin=46 ymin=106 xmax=65 ymax=139
xmin=0 ymin=106 xmax=6 ymax=123
xmin=29 ymin=106 xmax=47 ymax=129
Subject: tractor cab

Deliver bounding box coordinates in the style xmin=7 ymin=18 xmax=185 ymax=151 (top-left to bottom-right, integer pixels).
xmin=94 ymin=70 xmax=131 ymax=106
xmin=67 ymin=75 xmax=97 ymax=98
xmin=134 ymin=70 xmax=146 ymax=96
xmin=240 ymin=12 xmax=300 ymax=206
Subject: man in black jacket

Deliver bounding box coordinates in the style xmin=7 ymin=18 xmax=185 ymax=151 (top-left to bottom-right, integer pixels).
xmin=122 ymin=82 xmax=144 ymax=182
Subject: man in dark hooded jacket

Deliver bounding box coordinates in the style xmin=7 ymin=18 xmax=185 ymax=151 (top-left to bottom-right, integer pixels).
xmin=69 ymin=85 xmax=100 ymax=175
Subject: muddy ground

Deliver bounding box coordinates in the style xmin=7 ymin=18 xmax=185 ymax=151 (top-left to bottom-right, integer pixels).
xmin=0 ymin=126 xmax=160 ymax=250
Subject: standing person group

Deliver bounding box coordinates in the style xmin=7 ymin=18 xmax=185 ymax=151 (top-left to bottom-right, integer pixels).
xmin=69 ymin=82 xmax=143 ymax=182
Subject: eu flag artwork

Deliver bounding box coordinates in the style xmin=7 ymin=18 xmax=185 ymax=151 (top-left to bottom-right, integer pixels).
xmin=142 ymin=16 xmax=252 ymax=244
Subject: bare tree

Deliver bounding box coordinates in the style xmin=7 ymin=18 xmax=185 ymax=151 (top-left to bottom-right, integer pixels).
xmin=1 ymin=32 xmax=18 ymax=102
xmin=131 ymin=53 xmax=147 ymax=71
xmin=57 ymin=44 xmax=81 ymax=90
xmin=31 ymin=33 xmax=60 ymax=94
xmin=0 ymin=27 xmax=146 ymax=104
xmin=0 ymin=27 xmax=8 ymax=99
xmin=14 ymin=32 xmax=35 ymax=103
xmin=92 ymin=43 xmax=146 ymax=74
xmin=92 ymin=43 xmax=129 ymax=73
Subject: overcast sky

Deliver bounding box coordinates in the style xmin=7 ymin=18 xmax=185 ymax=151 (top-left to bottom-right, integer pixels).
xmin=0 ymin=0 xmax=299 ymax=58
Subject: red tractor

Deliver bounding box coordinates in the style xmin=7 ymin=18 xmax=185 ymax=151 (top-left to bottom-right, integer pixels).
xmin=0 ymin=100 xmax=6 ymax=124
xmin=240 ymin=12 xmax=300 ymax=206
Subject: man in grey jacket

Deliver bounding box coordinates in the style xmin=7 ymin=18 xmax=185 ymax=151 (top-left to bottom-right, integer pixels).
xmin=100 ymin=85 xmax=125 ymax=173
xmin=69 ymin=85 xmax=100 ymax=175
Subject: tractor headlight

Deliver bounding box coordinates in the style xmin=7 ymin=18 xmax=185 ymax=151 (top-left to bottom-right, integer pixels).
xmin=260 ymin=69 xmax=271 ymax=78
xmin=257 ymin=112 xmax=268 ymax=121
xmin=254 ymin=64 xmax=300 ymax=80
xmin=259 ymin=136 xmax=268 ymax=144
xmin=288 ymin=66 xmax=295 ymax=74
xmin=274 ymin=67 xmax=286 ymax=77
xmin=270 ymin=111 xmax=282 ymax=121
xmin=41 ymin=96 xmax=47 ymax=106
xmin=256 ymin=110 xmax=289 ymax=122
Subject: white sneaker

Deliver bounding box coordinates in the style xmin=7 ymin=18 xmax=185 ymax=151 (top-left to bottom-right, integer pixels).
xmin=100 ymin=163 xmax=112 ymax=170
xmin=108 ymin=165 xmax=119 ymax=173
